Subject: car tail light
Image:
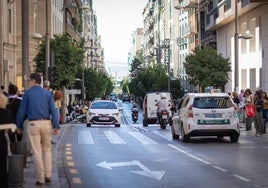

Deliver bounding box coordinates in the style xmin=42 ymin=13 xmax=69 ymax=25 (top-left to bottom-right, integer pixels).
xmin=188 ymin=105 xmax=193 ymax=117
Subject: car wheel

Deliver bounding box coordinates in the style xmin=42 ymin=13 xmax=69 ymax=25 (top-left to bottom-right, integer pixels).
xmin=171 ymin=126 xmax=179 ymax=139
xmin=181 ymin=126 xmax=190 ymax=143
xmin=86 ymin=123 xmax=91 ymax=127
xmin=143 ymin=119 xmax=148 ymax=127
xmin=230 ymin=134 xmax=239 ymax=143
xmin=115 ymin=124 xmax=120 ymax=127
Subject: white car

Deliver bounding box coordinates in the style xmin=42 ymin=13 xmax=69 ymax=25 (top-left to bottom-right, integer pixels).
xmin=142 ymin=92 xmax=173 ymax=126
xmin=171 ymin=93 xmax=240 ymax=142
xmin=86 ymin=100 xmax=121 ymax=127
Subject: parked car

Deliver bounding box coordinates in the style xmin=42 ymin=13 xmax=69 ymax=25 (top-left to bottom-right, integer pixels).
xmin=142 ymin=92 xmax=173 ymax=127
xmin=86 ymin=100 xmax=121 ymax=127
xmin=122 ymin=94 xmax=131 ymax=103
xmin=171 ymin=92 xmax=240 ymax=143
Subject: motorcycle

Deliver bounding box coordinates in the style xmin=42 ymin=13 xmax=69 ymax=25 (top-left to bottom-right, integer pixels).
xmin=132 ymin=109 xmax=139 ymax=123
xmin=159 ymin=109 xmax=169 ymax=129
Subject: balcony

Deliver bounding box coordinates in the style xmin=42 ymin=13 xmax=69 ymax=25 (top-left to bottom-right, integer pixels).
xmin=181 ymin=25 xmax=197 ymax=38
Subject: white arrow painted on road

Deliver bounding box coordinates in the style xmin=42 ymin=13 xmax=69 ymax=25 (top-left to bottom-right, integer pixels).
xmin=97 ymin=160 xmax=166 ymax=180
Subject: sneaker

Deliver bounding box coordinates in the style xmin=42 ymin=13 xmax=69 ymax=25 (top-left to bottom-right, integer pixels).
xmin=45 ymin=177 xmax=51 ymax=184
xmin=35 ymin=181 xmax=44 ymax=186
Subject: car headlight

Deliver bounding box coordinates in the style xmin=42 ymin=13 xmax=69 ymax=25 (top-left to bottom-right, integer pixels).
xmin=88 ymin=112 xmax=98 ymax=116
xmin=111 ymin=113 xmax=119 ymax=116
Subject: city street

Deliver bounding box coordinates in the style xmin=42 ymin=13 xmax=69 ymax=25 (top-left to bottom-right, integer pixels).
xmin=59 ymin=101 xmax=268 ymax=188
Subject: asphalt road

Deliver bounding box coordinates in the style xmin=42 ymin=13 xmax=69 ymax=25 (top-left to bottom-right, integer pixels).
xmin=60 ymin=101 xmax=268 ymax=188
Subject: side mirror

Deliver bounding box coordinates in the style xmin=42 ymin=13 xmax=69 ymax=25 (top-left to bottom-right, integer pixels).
xmin=119 ymin=107 xmax=123 ymax=111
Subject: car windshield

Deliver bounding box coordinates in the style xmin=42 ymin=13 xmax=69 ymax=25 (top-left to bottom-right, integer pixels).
xmin=91 ymin=102 xmax=117 ymax=109
xmin=192 ymin=97 xmax=234 ymax=109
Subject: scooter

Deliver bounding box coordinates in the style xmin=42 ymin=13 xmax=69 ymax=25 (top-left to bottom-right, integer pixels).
xmin=132 ymin=109 xmax=139 ymax=123
xmin=159 ymin=109 xmax=169 ymax=129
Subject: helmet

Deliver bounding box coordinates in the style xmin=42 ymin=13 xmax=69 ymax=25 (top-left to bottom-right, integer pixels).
xmin=160 ymin=93 xmax=166 ymax=98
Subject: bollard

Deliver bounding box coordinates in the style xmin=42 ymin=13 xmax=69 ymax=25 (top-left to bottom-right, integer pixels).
xmin=14 ymin=142 xmax=27 ymax=168
xmin=8 ymin=155 xmax=24 ymax=188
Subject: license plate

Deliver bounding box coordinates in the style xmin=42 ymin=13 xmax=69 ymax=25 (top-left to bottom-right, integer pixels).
xmin=99 ymin=117 xmax=109 ymax=120
xmin=205 ymin=113 xmax=222 ymax=118
xmin=162 ymin=115 xmax=168 ymax=119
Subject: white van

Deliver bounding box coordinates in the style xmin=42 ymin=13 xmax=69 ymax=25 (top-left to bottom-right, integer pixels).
xmin=142 ymin=92 xmax=173 ymax=127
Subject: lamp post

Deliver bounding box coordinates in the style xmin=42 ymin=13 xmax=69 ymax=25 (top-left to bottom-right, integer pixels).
xmin=233 ymin=0 xmax=253 ymax=91
xmin=45 ymin=0 xmax=50 ymax=80
xmin=234 ymin=0 xmax=239 ymax=91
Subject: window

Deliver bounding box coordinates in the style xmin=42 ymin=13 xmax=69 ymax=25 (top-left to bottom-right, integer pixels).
xmin=193 ymin=97 xmax=234 ymax=109
xmin=8 ymin=9 xmax=11 ymax=33
xmin=249 ymin=18 xmax=256 ymax=52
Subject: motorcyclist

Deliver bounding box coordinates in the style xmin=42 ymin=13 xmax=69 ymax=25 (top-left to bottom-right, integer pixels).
xmin=131 ymin=103 xmax=139 ymax=118
xmin=156 ymin=93 xmax=170 ymax=123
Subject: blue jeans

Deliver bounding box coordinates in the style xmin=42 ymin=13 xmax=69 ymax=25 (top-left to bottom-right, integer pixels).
xmin=262 ymin=109 xmax=268 ymax=123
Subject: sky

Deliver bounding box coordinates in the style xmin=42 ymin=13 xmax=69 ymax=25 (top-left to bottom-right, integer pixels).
xmin=93 ymin=0 xmax=148 ymax=78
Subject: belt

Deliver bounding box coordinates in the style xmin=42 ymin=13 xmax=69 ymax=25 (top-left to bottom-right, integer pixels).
xmin=28 ymin=118 xmax=50 ymax=121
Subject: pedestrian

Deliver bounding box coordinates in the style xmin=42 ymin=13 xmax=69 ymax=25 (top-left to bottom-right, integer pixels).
xmin=53 ymin=90 xmax=62 ymax=123
xmin=0 ymin=91 xmax=13 ymax=188
xmin=43 ymin=80 xmax=50 ymax=91
xmin=253 ymin=90 xmax=264 ymax=136
xmin=262 ymin=91 xmax=268 ymax=133
xmin=1 ymin=85 xmax=8 ymax=97
xmin=7 ymin=84 xmax=22 ymax=154
xmin=243 ymin=88 xmax=253 ymax=103
xmin=16 ymin=73 xmax=60 ymax=185
xmin=238 ymin=89 xmax=244 ymax=103
xmin=232 ymin=91 xmax=240 ymax=109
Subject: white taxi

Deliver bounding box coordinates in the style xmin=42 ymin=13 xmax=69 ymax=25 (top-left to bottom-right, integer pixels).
xmin=171 ymin=93 xmax=240 ymax=142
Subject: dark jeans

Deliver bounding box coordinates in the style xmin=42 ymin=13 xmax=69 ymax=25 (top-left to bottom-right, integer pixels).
xmin=262 ymin=109 xmax=268 ymax=123
xmin=0 ymin=131 xmax=8 ymax=188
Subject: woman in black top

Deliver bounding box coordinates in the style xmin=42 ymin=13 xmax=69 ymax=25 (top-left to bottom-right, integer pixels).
xmin=0 ymin=91 xmax=13 ymax=188
xmin=7 ymin=84 xmax=22 ymax=154
xmin=254 ymin=90 xmax=264 ymax=136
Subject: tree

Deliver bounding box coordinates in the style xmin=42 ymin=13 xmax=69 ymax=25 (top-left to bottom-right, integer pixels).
xmin=34 ymin=33 xmax=84 ymax=89
xmin=184 ymin=46 xmax=231 ymax=91
xmin=75 ymin=68 xmax=113 ymax=101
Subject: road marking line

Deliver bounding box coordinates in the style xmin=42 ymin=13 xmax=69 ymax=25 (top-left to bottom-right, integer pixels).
xmin=103 ymin=131 xmax=126 ymax=144
xmin=65 ymin=151 xmax=72 ymax=155
xmin=66 ymin=156 xmax=73 ymax=161
xmin=128 ymin=132 xmax=158 ymax=144
xmin=233 ymin=174 xmax=251 ymax=182
xmin=168 ymin=144 xmax=210 ymax=165
xmin=168 ymin=144 xmax=252 ymax=183
xmin=67 ymin=161 xmax=75 ymax=167
xmin=72 ymin=177 xmax=82 ymax=184
xmin=69 ymin=168 xmax=78 ymax=174
xmin=212 ymin=165 xmax=228 ymax=172
xmin=78 ymin=130 xmax=94 ymax=144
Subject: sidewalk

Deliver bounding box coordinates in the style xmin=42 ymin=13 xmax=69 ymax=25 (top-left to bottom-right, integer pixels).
xmin=23 ymin=124 xmax=69 ymax=188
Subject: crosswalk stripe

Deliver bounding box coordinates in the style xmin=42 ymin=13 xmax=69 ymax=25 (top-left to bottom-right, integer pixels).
xmin=78 ymin=130 xmax=94 ymax=144
xmin=128 ymin=131 xmax=158 ymax=144
xmin=103 ymin=131 xmax=126 ymax=144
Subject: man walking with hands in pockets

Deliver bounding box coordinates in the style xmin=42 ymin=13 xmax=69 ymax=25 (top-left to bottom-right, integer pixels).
xmin=16 ymin=73 xmax=60 ymax=185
